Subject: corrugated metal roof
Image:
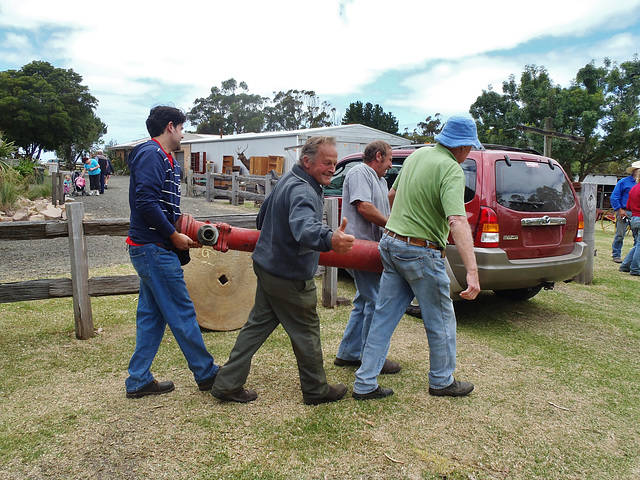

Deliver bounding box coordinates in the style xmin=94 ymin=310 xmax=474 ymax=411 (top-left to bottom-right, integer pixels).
xmin=111 ymin=124 xmax=407 ymax=149
xmin=186 ymin=124 xmax=406 ymax=145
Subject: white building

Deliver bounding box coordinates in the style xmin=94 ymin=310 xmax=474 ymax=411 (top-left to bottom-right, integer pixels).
xmin=109 ymin=124 xmax=408 ymax=177
xmin=185 ymin=124 xmax=408 ymax=174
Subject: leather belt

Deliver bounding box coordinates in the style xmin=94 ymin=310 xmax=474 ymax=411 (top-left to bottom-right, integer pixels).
xmin=384 ymin=229 xmax=445 ymax=257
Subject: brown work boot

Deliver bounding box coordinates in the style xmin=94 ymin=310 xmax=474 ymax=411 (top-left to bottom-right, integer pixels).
xmin=352 ymin=386 xmax=394 ymax=401
xmin=334 ymin=357 xmax=401 ymax=375
xmin=211 ymin=387 xmax=258 ymax=403
xmin=380 ymin=359 xmax=401 ymax=374
xmin=429 ymin=379 xmax=474 ymax=397
xmin=197 ymin=373 xmax=217 ymax=391
xmin=126 ymin=379 xmax=175 ymax=398
xmin=304 ymin=383 xmax=348 ymax=405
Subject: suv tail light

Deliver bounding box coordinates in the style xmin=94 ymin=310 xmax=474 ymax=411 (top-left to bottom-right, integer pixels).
xmin=575 ymin=209 xmax=584 ymax=242
xmin=475 ymin=207 xmax=499 ymax=247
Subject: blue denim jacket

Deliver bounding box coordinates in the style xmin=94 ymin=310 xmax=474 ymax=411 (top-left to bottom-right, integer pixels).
xmin=611 ymin=175 xmax=636 ymax=211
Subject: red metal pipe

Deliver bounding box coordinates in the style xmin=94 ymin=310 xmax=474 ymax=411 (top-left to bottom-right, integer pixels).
xmin=175 ymin=214 xmax=382 ymax=273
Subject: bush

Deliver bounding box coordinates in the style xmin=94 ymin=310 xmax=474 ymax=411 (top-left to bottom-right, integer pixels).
xmin=27 ymin=180 xmax=52 ymax=200
xmin=0 ymin=131 xmax=17 ymax=168
xmin=109 ymin=152 xmax=128 ymax=175
xmin=0 ymin=169 xmax=24 ymax=212
xmin=14 ymin=159 xmax=38 ymax=180
xmin=0 ymin=160 xmax=52 ymax=212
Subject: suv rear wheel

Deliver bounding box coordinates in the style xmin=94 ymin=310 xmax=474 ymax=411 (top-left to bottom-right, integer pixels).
xmin=492 ymin=285 xmax=543 ymax=301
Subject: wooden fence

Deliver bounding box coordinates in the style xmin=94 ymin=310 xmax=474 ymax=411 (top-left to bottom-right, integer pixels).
xmin=0 ymin=203 xmax=259 ymax=339
xmin=0 ymin=199 xmax=341 ymax=340
xmin=185 ymin=169 xmax=280 ymax=205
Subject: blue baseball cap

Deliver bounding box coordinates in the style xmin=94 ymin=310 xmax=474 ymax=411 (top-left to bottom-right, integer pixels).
xmin=435 ymin=116 xmax=484 ymax=150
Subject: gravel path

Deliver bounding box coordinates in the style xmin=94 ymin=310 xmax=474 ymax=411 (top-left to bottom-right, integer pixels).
xmin=0 ymin=175 xmax=252 ymax=282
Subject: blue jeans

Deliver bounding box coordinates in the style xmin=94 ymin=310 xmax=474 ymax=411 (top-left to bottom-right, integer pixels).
xmin=620 ymin=217 xmax=640 ymax=275
xmin=612 ymin=210 xmax=632 ymax=258
xmin=336 ymin=269 xmax=381 ymax=362
xmin=126 ymin=243 xmax=218 ymax=393
xmin=353 ymin=233 xmax=457 ymax=394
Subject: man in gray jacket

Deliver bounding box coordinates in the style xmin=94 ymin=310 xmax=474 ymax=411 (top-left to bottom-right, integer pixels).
xmin=211 ymin=136 xmax=355 ymax=405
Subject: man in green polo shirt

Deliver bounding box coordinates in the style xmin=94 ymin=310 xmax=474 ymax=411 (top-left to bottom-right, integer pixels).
xmin=352 ymin=116 xmax=481 ymax=400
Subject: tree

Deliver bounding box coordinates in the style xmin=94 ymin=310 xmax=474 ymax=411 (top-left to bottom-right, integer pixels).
xmin=470 ymin=59 xmax=640 ymax=180
xmin=56 ymin=113 xmax=107 ymax=169
xmin=187 ymin=79 xmax=266 ymax=135
xmin=189 ymin=81 xmax=338 ymax=134
xmin=341 ymin=101 xmax=399 ymax=134
xmin=470 ymin=75 xmax=524 ymax=147
xmin=0 ymin=61 xmax=102 ymax=160
xmin=403 ymin=113 xmax=443 ymax=144
xmin=263 ymin=89 xmax=337 ymax=131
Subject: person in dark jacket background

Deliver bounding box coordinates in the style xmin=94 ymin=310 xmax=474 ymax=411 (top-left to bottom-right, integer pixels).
xmin=124 ymin=105 xmax=219 ymax=399
xmin=96 ymin=150 xmax=110 ymax=194
xmin=211 ymin=136 xmax=355 ymax=405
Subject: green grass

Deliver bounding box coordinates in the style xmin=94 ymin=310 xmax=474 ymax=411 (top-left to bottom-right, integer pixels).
xmin=0 ymin=231 xmax=639 ymax=479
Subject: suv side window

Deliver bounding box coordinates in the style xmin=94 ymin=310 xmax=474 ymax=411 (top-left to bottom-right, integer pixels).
xmin=495 ymin=160 xmax=575 ymax=212
xmin=325 ymin=161 xmax=356 ymax=196
xmin=325 ymin=157 xmax=403 ymax=196
xmin=461 ymin=158 xmax=477 ymax=203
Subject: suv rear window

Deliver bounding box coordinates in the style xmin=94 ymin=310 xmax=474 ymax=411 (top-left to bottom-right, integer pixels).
xmin=495 ymin=160 xmax=575 ymax=212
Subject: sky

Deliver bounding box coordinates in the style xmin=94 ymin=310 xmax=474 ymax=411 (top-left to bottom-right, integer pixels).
xmin=1 ymin=0 xmax=640 ymax=158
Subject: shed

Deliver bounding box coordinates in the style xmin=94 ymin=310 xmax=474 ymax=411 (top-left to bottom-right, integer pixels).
xmin=581 ymin=174 xmax=622 ymax=210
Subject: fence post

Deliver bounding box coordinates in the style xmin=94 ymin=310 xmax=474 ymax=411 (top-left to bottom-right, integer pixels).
xmin=264 ymin=175 xmax=273 ymax=197
xmin=231 ymin=172 xmax=239 ymax=206
xmin=575 ymin=182 xmax=596 ymax=284
xmin=322 ymin=198 xmax=338 ymax=308
xmin=51 ymin=172 xmax=58 ymax=206
xmin=65 ymin=202 xmax=94 ymax=339
xmin=206 ymin=163 xmax=212 ymax=202
xmin=57 ymin=171 xmax=65 ymax=205
xmin=51 ymin=171 xmax=64 ymax=206
xmin=186 ymin=169 xmax=194 ymax=197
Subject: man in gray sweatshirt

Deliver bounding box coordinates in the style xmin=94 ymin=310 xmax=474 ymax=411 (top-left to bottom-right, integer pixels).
xmin=211 ymin=136 xmax=354 ymax=405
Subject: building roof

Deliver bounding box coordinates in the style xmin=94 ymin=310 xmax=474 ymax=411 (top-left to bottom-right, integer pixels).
xmin=186 ymin=124 xmax=406 ymax=145
xmin=108 ymin=124 xmax=407 ymax=150
xmin=107 ymin=132 xmax=214 ymax=150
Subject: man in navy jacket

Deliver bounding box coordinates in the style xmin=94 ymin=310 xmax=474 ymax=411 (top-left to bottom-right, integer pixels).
xmin=125 ymin=105 xmax=219 ymax=398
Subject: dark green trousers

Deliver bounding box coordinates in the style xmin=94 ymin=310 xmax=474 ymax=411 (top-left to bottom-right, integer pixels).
xmin=212 ymin=262 xmax=329 ymax=401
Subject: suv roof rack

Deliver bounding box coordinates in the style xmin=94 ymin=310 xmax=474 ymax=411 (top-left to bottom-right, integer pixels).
xmin=482 ymin=144 xmax=542 ymax=155
xmin=392 ymin=144 xmax=434 ymax=150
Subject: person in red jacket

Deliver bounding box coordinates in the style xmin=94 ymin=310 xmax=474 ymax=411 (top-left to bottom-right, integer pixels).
xmin=619 ymin=167 xmax=640 ymax=276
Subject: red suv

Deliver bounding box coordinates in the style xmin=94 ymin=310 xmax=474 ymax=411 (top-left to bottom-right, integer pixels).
xmin=325 ymin=144 xmax=587 ymax=300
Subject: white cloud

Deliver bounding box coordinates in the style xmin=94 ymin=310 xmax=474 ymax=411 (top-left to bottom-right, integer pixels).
xmin=4 ymin=32 xmax=30 ymax=50
xmin=1 ymin=0 xmax=640 ymax=142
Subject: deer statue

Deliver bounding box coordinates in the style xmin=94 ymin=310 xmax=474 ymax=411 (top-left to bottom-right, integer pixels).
xmin=236 ymin=145 xmax=250 ymax=172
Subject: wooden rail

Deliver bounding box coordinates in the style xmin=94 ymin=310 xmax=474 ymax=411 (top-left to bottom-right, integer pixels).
xmin=0 ymin=198 xmax=341 ymax=339
xmin=0 ymin=203 xmax=258 ymax=339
